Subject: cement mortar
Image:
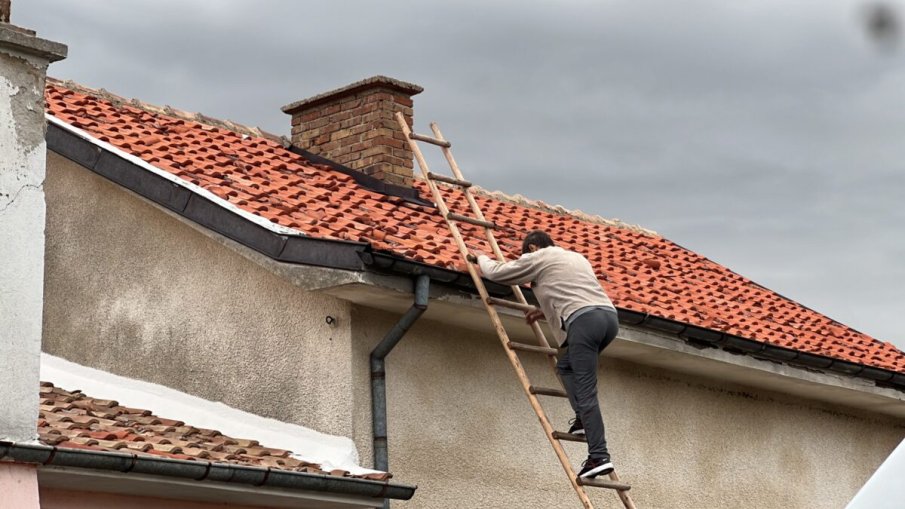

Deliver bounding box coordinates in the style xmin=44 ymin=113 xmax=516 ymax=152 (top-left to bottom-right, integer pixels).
xmin=43 ymin=153 xmax=356 ymax=436
xmin=351 ymin=306 xmax=905 ymax=509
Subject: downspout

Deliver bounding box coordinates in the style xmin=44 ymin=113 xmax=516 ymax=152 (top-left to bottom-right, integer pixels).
xmin=370 ymin=274 xmax=429 ymax=505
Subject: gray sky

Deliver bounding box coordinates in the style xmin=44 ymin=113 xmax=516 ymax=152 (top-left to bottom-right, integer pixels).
xmin=20 ymin=0 xmax=905 ymax=348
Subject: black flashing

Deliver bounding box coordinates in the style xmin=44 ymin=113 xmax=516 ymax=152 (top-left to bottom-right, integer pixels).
xmin=279 ymin=236 xmax=366 ymax=270
xmin=788 ymin=352 xmax=835 ymax=370
xmin=46 ymin=123 xmax=102 ymax=169
xmin=827 ymin=360 xmax=865 ymax=376
xmin=287 ymin=145 xmax=433 ymax=207
xmin=758 ymin=344 xmax=800 ymax=362
xmin=681 ymin=326 xmax=724 ymax=345
xmin=94 ymin=151 xmax=193 ymax=213
xmin=860 ymin=367 xmax=895 ymax=382
xmin=644 ymin=316 xmax=688 ymax=335
xmin=182 ymin=195 xmax=287 ymax=259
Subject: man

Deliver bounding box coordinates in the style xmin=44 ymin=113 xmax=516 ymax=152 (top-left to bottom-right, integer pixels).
xmin=474 ymin=230 xmax=619 ymax=479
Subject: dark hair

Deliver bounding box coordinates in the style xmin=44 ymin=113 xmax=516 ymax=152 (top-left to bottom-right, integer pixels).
xmin=522 ymin=230 xmax=555 ymax=254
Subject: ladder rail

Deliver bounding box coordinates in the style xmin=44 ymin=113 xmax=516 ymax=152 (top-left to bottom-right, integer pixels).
xmin=399 ymin=113 xmax=636 ymax=509
xmin=429 ymin=123 xmax=557 ymax=352
xmin=397 ymin=112 xmax=596 ymax=509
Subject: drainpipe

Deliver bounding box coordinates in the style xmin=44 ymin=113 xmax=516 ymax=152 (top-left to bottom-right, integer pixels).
xmin=370 ymin=274 xmax=429 ymax=506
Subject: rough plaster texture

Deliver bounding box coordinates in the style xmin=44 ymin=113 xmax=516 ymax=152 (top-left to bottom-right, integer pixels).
xmin=39 ymin=489 xmax=274 ymax=509
xmin=350 ymin=306 xmax=905 ymax=509
xmin=0 ymin=463 xmax=40 ymax=509
xmin=0 ymin=26 xmax=63 ymax=443
xmin=43 ymin=153 xmax=355 ymax=436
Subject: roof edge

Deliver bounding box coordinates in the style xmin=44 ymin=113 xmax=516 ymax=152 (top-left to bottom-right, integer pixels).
xmin=281 ymin=76 xmax=424 ymax=114
xmin=1 ymin=441 xmax=416 ymax=501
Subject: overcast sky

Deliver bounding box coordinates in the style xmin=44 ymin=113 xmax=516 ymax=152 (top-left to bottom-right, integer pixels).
xmin=19 ymin=0 xmax=905 ymax=348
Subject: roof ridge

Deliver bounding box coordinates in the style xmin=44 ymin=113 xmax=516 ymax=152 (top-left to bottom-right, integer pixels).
xmin=47 ymin=77 xmax=291 ymax=146
xmin=417 ymin=174 xmax=658 ymax=236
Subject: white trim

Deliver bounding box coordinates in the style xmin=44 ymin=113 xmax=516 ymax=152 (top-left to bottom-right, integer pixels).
xmin=45 ymin=114 xmax=306 ymax=238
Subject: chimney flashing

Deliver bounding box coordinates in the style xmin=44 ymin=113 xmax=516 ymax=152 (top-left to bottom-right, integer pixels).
xmin=282 ymin=75 xmax=423 ymax=188
xmin=281 ymin=75 xmax=423 ymax=114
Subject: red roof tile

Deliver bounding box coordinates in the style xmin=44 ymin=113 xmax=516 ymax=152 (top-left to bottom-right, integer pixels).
xmin=37 ymin=382 xmax=389 ymax=481
xmin=44 ymin=81 xmax=905 ymax=375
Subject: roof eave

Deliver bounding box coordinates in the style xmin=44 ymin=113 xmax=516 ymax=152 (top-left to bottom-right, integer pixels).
xmin=1 ymin=442 xmax=416 ymax=503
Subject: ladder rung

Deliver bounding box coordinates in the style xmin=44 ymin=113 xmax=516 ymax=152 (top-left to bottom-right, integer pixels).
xmin=529 ymin=386 xmax=569 ymax=398
xmin=507 ymin=341 xmax=557 ymax=356
xmin=577 ymin=477 xmax=632 ymax=492
xmin=486 ymin=297 xmax=536 ymax=314
xmin=409 ymin=132 xmax=452 ymax=148
xmin=427 ymin=171 xmax=472 ymax=188
xmin=551 ymin=431 xmax=587 ymax=443
xmin=446 ymin=213 xmax=496 ymax=229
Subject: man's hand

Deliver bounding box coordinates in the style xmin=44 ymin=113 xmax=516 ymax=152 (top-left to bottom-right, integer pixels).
xmin=467 ymin=250 xmax=488 ymax=277
xmin=524 ymin=307 xmax=544 ymax=325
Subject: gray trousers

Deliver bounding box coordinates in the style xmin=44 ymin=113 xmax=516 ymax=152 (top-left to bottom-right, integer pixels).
xmin=556 ymin=307 xmax=619 ymax=460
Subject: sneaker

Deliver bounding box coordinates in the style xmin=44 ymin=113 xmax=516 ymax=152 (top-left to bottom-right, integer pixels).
xmin=567 ymin=417 xmax=585 ymax=436
xmin=578 ymin=456 xmax=614 ymax=479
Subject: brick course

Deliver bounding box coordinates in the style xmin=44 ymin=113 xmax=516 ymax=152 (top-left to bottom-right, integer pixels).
xmin=282 ymin=76 xmax=423 ymax=187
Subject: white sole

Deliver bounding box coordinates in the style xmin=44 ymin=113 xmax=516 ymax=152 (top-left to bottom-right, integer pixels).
xmin=579 ymin=461 xmax=614 ymax=478
xmin=571 ymin=429 xmax=585 ymax=436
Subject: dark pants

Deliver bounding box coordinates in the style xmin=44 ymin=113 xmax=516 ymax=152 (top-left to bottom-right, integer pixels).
xmin=556 ymin=308 xmax=619 ymax=460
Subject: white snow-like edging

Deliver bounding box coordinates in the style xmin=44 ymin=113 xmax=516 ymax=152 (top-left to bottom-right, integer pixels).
xmin=45 ymin=114 xmax=306 ymax=238
xmin=40 ymin=353 xmax=381 ymax=476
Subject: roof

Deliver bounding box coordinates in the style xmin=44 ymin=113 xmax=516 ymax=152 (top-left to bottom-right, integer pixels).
xmin=43 ymin=80 xmax=905 ymax=377
xmin=37 ymin=381 xmax=390 ymax=482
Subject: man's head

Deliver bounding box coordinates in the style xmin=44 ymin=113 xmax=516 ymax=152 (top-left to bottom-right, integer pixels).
xmin=522 ymin=230 xmax=555 ymax=254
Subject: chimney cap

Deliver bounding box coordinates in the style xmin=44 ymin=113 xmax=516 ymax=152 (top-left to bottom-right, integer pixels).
xmin=281 ymin=75 xmax=423 ymax=114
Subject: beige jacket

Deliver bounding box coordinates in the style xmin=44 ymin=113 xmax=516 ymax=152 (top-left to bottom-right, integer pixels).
xmin=477 ymin=246 xmax=615 ymax=346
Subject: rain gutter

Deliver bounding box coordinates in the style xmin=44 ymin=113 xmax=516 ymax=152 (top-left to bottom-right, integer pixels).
xmin=370 ymin=274 xmax=430 ymax=508
xmin=0 ymin=441 xmax=416 ymax=501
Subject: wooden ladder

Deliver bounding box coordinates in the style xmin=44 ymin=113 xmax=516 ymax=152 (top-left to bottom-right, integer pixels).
xmin=395 ymin=113 xmax=637 ymax=509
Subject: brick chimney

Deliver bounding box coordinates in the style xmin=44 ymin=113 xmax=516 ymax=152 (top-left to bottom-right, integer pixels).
xmin=282 ymin=76 xmax=423 ymax=187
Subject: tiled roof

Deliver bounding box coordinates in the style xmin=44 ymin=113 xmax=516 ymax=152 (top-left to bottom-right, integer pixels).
xmin=37 ymin=381 xmax=390 ymax=481
xmin=44 ymin=81 xmax=905 ymax=375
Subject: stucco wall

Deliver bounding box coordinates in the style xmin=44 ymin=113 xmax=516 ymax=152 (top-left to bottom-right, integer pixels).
xmin=0 ymin=30 xmax=55 ymax=443
xmin=43 ymin=152 xmax=355 ymax=435
xmin=350 ymin=305 xmax=905 ymax=509
xmin=40 ymin=489 xmax=272 ymax=509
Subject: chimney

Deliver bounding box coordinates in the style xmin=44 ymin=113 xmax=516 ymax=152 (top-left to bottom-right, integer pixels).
xmin=0 ymin=18 xmax=66 ymax=448
xmin=282 ymin=76 xmax=423 ymax=187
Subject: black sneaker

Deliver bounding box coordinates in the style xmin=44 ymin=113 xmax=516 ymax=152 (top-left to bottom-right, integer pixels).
xmin=578 ymin=456 xmax=614 ymax=479
xmin=567 ymin=417 xmax=585 ymax=436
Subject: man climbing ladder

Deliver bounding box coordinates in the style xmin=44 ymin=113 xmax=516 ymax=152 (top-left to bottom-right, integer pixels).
xmin=475 ymin=231 xmax=619 ymax=479
xmin=396 ymin=111 xmax=635 ymax=508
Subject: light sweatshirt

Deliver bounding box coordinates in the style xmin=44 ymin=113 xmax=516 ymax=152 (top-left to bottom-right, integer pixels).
xmin=477 ymin=245 xmax=615 ymax=346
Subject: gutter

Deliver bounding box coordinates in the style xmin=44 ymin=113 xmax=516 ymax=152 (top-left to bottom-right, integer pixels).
xmin=0 ymin=441 xmax=416 ymax=501
xmin=370 ymin=274 xmax=430 ymax=508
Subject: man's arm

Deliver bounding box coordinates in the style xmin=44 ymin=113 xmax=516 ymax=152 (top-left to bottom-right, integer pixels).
xmin=476 ymin=252 xmax=542 ymax=286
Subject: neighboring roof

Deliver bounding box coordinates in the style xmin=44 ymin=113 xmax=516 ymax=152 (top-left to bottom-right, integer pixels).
xmin=37 ymin=381 xmax=390 ymax=482
xmin=43 ymin=80 xmax=905 ymax=379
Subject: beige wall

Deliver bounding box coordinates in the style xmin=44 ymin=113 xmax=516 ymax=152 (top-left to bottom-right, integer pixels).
xmin=43 ymin=153 xmax=355 ymax=435
xmin=351 ymin=306 xmax=905 ymax=509
xmin=40 ymin=489 xmax=272 ymax=509
xmin=45 ymin=153 xmax=905 ymax=509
